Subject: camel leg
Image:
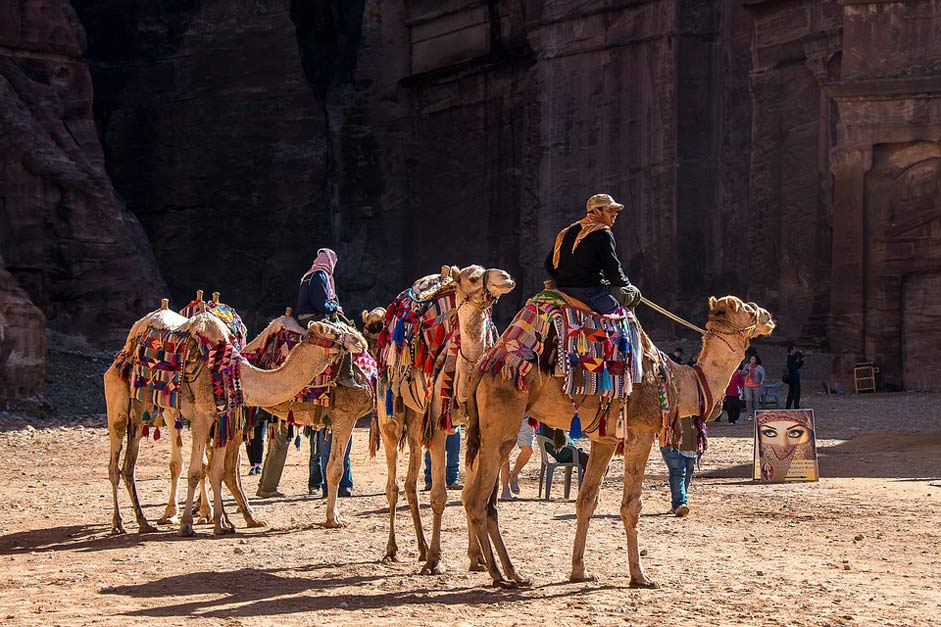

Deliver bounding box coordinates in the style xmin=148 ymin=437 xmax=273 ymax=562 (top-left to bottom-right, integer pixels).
xmin=105 ymin=366 xmax=131 ymax=535
xmin=324 ymin=416 xmax=354 ymax=528
xmin=421 ymin=427 xmax=448 ymax=575
xmin=195 ymin=451 xmax=213 ymax=524
xmin=463 ymin=442 xmax=512 ymax=587
xmin=222 ymin=437 xmax=266 ymax=528
xmin=403 ymin=413 xmax=428 ymax=562
xmin=157 ymin=411 xmax=182 ymax=525
xmin=484 ymin=439 xmax=530 ymax=586
xmin=570 ymin=439 xmax=617 ymax=582
xmin=178 ymin=416 xmax=211 ymax=537
xmin=379 ymin=414 xmax=403 ymax=563
xmin=122 ymin=409 xmax=157 ymax=534
xmin=210 ymin=435 xmax=234 ymax=535
xmin=619 ymin=429 xmax=658 ymax=588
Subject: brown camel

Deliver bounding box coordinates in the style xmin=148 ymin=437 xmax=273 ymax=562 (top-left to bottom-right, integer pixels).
xmin=105 ymin=307 xmax=366 ymax=536
xmin=461 ymin=295 xmax=774 ymax=587
xmin=241 ymin=313 xmax=375 ymax=528
xmin=377 ymin=265 xmax=515 ymax=575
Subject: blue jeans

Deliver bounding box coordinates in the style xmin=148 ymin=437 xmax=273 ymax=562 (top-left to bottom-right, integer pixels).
xmin=660 ymin=447 xmax=696 ymax=510
xmin=308 ymin=428 xmax=353 ymax=493
xmin=424 ymin=428 xmax=461 ymax=485
xmin=556 ymin=285 xmax=619 ymax=314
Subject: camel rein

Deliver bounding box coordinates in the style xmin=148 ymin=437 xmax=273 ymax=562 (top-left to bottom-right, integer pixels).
xmin=639 ymin=297 xmax=706 ymax=335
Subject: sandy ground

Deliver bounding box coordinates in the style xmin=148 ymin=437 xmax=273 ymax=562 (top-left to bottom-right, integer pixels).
xmin=1 ymin=350 xmax=939 ymax=627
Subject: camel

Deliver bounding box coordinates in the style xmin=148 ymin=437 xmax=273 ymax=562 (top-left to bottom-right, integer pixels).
xmin=461 ymin=295 xmax=774 ymax=587
xmin=377 ymin=265 xmax=515 ymax=575
xmin=105 ymin=306 xmax=367 ymax=536
xmin=361 ymin=307 xmax=387 ymax=355
xmin=240 ymin=313 xmax=375 ymax=528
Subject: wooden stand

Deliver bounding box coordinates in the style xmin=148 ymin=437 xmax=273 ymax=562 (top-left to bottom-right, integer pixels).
xmin=854 ymin=362 xmax=878 ymax=393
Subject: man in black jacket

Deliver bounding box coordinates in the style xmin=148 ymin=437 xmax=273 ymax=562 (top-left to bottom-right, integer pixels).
xmin=545 ymin=193 xmax=642 ymax=314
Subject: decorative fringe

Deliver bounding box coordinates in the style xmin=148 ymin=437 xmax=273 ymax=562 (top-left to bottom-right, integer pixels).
xmin=174 ymin=419 xmax=184 ymax=431
xmin=601 ymin=363 xmax=612 ymax=392
xmin=527 ymin=416 xmax=539 ymax=429
xmin=141 ymin=424 xmax=150 ymax=439
xmin=294 ymin=435 xmax=302 ymax=450
xmin=616 ymin=440 xmax=625 ymax=456
xmin=287 ymin=409 xmax=295 ymax=425
xmin=392 ymin=316 xmax=406 ymax=346
xmin=154 ymin=427 xmax=161 ymax=441
xmin=570 ymin=412 xmax=583 ymax=439
xmin=385 ymin=387 xmax=394 ymax=416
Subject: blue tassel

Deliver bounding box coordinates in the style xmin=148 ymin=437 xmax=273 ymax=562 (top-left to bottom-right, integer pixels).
xmin=174 ymin=419 xmax=184 ymax=430
xmin=601 ymin=363 xmax=612 ymax=392
xmin=618 ymin=336 xmax=629 ymax=354
xmin=385 ymin=386 xmax=394 ymax=416
xmin=392 ymin=316 xmax=406 ymax=346
xmin=570 ymin=412 xmax=583 ymax=439
xmin=294 ymin=435 xmax=302 ymax=450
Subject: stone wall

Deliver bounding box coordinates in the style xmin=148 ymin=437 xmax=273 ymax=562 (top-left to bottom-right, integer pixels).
xmin=0 ymin=0 xmax=164 ymax=346
xmin=829 ymin=0 xmax=941 ymax=388
xmin=0 ymin=255 xmax=45 ymax=401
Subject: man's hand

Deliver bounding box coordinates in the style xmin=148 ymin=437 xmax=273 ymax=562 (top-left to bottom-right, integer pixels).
xmin=614 ymin=285 xmax=642 ymax=309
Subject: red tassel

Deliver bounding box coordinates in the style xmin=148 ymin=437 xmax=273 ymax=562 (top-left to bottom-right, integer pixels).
xmin=154 ymin=427 xmax=161 ymax=441
xmin=141 ymin=424 xmax=150 ymax=438
xmin=287 ymin=409 xmax=295 ymax=425
xmin=616 ymin=440 xmax=625 ymax=456
xmin=527 ymin=417 xmax=539 ymax=429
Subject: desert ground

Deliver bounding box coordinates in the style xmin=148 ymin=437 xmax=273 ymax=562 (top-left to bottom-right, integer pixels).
xmin=0 ymin=347 xmax=939 ymax=627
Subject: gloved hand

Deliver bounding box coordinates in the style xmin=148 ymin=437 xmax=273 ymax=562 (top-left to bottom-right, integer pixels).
xmin=614 ymin=285 xmax=642 ymax=309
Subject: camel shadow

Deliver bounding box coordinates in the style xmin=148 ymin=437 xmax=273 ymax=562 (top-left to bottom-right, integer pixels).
xmin=109 ymin=566 xmax=619 ymax=617
xmin=0 ymin=522 xmax=281 ymax=555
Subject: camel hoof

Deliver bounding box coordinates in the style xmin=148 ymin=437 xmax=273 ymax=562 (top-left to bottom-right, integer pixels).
xmin=246 ymin=518 xmax=267 ymax=528
xmin=156 ymin=515 xmax=179 ymax=525
xmin=468 ymin=559 xmax=487 ymax=572
xmin=420 ymin=561 xmax=444 ymax=576
xmin=629 ymin=579 xmax=659 ymax=589
xmin=512 ymin=576 xmax=532 ymax=588
xmin=178 ymin=525 xmax=196 ymax=538
xmin=111 ymin=525 xmax=126 ymax=536
xmin=381 ymin=553 xmax=399 ymax=564
xmin=323 ymin=518 xmax=347 ymax=529
xmin=196 ymin=516 xmax=212 ymax=525
xmin=137 ymin=522 xmax=158 ymax=534
xmin=491 ymin=578 xmax=516 ymax=589
xmin=213 ymin=525 xmax=236 ymax=536
xmin=570 ymin=571 xmax=596 ymax=583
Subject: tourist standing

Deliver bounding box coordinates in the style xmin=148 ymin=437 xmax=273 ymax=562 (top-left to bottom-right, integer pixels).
xmin=723 ymin=367 xmax=745 ymax=425
xmin=742 ymin=355 xmax=765 ymax=422
xmin=784 ymin=343 xmax=805 ymax=409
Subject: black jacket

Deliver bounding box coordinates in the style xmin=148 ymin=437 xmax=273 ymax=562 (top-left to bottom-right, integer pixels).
xmin=545 ymin=225 xmax=631 ymax=289
xmin=296 ymin=271 xmax=339 ymax=317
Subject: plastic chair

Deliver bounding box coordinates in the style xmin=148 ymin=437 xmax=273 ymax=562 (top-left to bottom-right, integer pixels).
xmin=535 ymin=435 xmax=584 ymax=500
xmin=760 ymin=381 xmax=784 ymax=408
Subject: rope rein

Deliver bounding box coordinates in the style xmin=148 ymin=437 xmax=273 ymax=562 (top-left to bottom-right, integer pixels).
xmin=639 ymin=297 xmax=705 ymax=335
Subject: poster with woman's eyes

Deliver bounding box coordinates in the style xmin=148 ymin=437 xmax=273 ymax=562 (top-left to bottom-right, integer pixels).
xmin=753 ymin=409 xmax=819 ymax=482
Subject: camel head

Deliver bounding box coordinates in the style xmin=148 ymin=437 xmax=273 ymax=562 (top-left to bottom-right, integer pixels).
xmin=707 ymin=296 xmax=776 ymax=340
xmin=306 ymin=320 xmax=368 ymax=355
xmin=361 ymin=307 xmax=387 ymax=335
xmin=446 ymin=264 xmax=516 ymax=309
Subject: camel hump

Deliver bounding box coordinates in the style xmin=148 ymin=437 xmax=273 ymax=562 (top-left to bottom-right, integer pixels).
xmin=179 ymin=311 xmax=232 ymax=344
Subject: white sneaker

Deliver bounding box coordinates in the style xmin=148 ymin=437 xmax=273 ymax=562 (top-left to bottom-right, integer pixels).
xmin=674 ymin=504 xmax=690 ymax=517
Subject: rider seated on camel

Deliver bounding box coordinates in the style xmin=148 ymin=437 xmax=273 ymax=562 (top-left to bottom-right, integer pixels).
xmin=296 ymin=247 xmax=364 ymax=389
xmin=544 ymin=193 xmax=642 ymax=314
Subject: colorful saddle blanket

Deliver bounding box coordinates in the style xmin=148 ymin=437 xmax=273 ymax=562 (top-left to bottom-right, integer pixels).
xmin=113 ymin=323 xmax=245 ymax=445
xmin=479 ymin=289 xmax=644 ymax=400
xmin=179 ymin=299 xmax=248 ymax=349
xmin=376 ymin=276 xmax=490 ymax=442
xmin=243 ymin=325 xmax=377 ymax=410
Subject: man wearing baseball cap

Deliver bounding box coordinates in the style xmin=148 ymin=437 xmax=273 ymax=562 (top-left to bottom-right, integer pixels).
xmin=544 ymin=193 xmax=642 ymax=313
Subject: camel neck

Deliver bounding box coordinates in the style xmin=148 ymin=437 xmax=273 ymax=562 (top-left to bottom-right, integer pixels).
xmin=694 ymin=332 xmax=748 ymax=404
xmin=457 ymin=303 xmax=489 ymax=362
xmin=240 ymin=341 xmax=334 ymax=407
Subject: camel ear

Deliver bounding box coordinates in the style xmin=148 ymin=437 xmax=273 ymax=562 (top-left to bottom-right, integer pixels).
xmin=441 ymin=265 xmax=451 ymax=278
xmin=449 ymin=265 xmax=461 ymax=280
xmin=361 ymin=310 xmax=369 ymax=323
xmin=708 ymin=296 xmax=718 ymax=310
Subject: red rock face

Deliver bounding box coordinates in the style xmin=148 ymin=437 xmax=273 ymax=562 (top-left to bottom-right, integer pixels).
xmin=0 ymin=256 xmax=45 ymax=401
xmin=0 ymin=0 xmax=164 ymax=347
